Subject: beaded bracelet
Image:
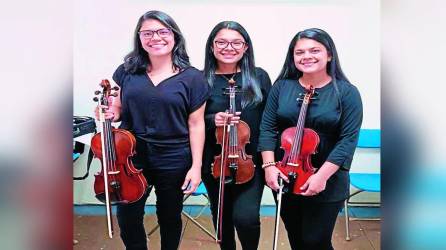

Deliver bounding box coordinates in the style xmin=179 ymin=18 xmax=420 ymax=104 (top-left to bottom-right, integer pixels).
xmin=261 ymin=162 xmax=276 ymax=169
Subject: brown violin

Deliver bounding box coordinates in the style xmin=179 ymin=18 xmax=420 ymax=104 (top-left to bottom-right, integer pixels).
xmin=91 ymin=79 xmax=148 ymax=238
xmin=211 ymin=78 xmax=255 ymax=185
xmin=276 ymin=85 xmax=319 ymax=195
xmin=211 ymin=77 xmax=255 ymax=243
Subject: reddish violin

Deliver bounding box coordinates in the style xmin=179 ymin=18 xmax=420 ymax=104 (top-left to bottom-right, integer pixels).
xmin=272 ymin=85 xmax=320 ymax=250
xmin=211 ymin=77 xmax=255 ymax=243
xmin=276 ymin=85 xmax=319 ymax=194
xmin=91 ymin=79 xmax=148 ymax=238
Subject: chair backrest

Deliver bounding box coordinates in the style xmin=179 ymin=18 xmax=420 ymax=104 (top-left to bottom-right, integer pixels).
xmin=192 ymin=182 xmax=208 ymax=196
xmin=357 ymin=129 xmax=380 ymax=148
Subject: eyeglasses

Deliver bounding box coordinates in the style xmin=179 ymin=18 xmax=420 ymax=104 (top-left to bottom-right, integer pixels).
xmin=214 ymin=40 xmax=246 ymax=50
xmin=138 ymin=28 xmax=172 ymax=39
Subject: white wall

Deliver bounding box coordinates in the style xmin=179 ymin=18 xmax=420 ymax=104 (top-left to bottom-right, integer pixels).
xmin=73 ymin=0 xmax=380 ymax=205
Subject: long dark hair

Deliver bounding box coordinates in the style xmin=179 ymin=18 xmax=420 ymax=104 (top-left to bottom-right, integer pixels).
xmin=204 ymin=21 xmax=262 ymax=108
xmin=277 ymin=28 xmax=349 ymax=92
xmin=123 ymin=10 xmax=190 ymax=74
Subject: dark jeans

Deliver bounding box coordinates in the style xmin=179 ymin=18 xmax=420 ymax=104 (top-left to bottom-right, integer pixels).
xmin=202 ymin=168 xmax=264 ymax=250
xmin=116 ymin=168 xmax=187 ymax=250
xmin=275 ymin=193 xmax=344 ymax=250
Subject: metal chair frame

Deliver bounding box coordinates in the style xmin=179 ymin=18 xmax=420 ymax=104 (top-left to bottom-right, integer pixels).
xmin=147 ymin=183 xmax=216 ymax=240
xmin=344 ymin=129 xmax=381 ymax=241
xmin=344 ymin=182 xmax=381 ymax=241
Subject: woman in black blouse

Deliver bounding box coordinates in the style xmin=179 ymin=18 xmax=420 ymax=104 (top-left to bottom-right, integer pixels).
xmin=202 ymin=21 xmax=271 ymax=250
xmin=259 ymin=28 xmax=363 ymax=249
xmin=95 ymin=10 xmax=209 ymax=250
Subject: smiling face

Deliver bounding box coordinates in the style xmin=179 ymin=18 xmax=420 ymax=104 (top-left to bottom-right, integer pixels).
xmin=212 ymin=28 xmax=248 ymax=69
xmin=293 ymin=38 xmax=332 ymax=76
xmin=139 ymin=19 xmax=175 ymax=58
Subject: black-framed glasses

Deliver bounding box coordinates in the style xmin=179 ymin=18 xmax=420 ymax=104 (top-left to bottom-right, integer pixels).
xmin=214 ymin=40 xmax=246 ymax=50
xmin=138 ymin=28 xmax=172 ymax=39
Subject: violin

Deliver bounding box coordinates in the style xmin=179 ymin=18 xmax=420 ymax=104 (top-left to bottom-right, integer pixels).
xmin=211 ymin=78 xmax=255 ymax=184
xmin=211 ymin=77 xmax=255 ymax=243
xmin=272 ymin=85 xmax=319 ymax=250
xmin=91 ymin=79 xmax=148 ymax=238
xmin=276 ymin=85 xmax=319 ymax=194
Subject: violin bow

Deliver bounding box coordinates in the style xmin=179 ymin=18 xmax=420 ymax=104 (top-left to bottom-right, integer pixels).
xmin=216 ymin=113 xmax=230 ymax=243
xmin=273 ymin=178 xmax=284 ymax=250
xmin=98 ymin=89 xmax=114 ymax=239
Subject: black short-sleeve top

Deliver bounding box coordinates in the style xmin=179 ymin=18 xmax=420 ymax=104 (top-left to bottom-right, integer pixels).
xmin=112 ymin=64 xmax=210 ymax=169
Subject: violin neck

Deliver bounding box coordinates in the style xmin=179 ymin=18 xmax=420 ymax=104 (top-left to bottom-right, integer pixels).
xmin=290 ymin=95 xmax=310 ymax=156
xmin=102 ymin=119 xmax=116 ymax=164
xmin=228 ymin=87 xmax=238 ymax=150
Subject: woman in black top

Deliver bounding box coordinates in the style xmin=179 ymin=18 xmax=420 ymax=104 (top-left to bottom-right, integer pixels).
xmin=96 ymin=11 xmax=209 ymax=250
xmin=202 ymin=21 xmax=271 ymax=250
xmin=258 ymin=28 xmax=363 ymax=249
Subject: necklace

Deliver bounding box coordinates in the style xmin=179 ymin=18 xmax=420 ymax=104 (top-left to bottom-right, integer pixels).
xmin=220 ymin=73 xmax=237 ymax=85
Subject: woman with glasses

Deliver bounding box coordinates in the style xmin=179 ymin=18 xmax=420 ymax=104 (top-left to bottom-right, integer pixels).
xmin=202 ymin=21 xmax=272 ymax=250
xmin=95 ymin=10 xmax=209 ymax=250
xmin=259 ymin=28 xmax=363 ymax=250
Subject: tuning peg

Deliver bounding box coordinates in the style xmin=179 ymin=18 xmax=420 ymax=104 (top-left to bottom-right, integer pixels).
xmin=112 ymin=86 xmax=119 ymax=91
xmin=94 ymin=90 xmax=100 ymax=95
xmin=93 ymin=97 xmax=99 ymax=102
xmin=111 ymin=92 xmax=118 ymax=97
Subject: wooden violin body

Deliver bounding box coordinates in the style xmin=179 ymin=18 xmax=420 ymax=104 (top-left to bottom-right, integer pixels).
xmin=211 ymin=77 xmax=255 ymax=243
xmin=91 ymin=128 xmax=148 ymax=204
xmin=276 ymin=86 xmax=319 ymax=195
xmin=91 ymin=79 xmax=148 ymax=238
xmin=212 ymin=120 xmax=254 ymax=184
xmin=277 ymin=127 xmax=319 ymax=194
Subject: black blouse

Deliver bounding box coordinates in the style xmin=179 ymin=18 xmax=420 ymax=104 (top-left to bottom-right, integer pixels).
xmin=258 ymin=78 xmax=363 ymax=202
xmin=112 ymin=64 xmax=210 ymax=170
xmin=202 ymin=67 xmax=272 ymax=174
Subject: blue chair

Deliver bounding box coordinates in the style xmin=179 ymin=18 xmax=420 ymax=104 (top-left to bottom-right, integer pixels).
xmin=181 ymin=182 xmax=215 ymax=239
xmin=147 ymin=182 xmax=215 ymax=240
xmin=344 ymin=129 xmax=381 ymax=241
xmin=73 ymin=153 xmax=80 ymax=161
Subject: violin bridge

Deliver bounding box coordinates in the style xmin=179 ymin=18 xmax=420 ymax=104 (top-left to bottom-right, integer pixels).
xmin=286 ymin=163 xmax=299 ymax=167
xmin=108 ymin=171 xmax=120 ymax=174
xmin=228 ymin=154 xmax=239 ymax=159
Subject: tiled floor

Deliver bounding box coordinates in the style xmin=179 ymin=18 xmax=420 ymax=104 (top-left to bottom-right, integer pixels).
xmin=73 ymin=214 xmax=380 ymax=249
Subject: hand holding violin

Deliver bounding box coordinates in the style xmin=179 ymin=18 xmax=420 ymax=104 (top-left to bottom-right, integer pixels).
xmin=94 ymin=97 xmax=113 ymax=119
xmin=299 ymin=161 xmax=339 ymax=196
xmin=264 ymin=166 xmax=289 ymax=191
xmin=299 ymin=172 xmax=326 ymax=196
xmin=214 ymin=111 xmax=241 ymax=127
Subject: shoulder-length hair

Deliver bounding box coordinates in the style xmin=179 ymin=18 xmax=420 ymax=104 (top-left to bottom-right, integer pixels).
xmin=276 ymin=28 xmax=349 ymax=91
xmin=123 ymin=10 xmax=190 ymax=74
xmin=204 ymin=21 xmax=262 ymax=108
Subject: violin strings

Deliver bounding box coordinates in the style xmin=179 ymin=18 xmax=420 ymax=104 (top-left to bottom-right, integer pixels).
xmin=291 ymin=94 xmax=309 ymax=163
xmin=103 ymin=97 xmax=115 ymax=182
xmin=107 ymin=120 xmax=116 ymax=172
xmin=230 ymin=89 xmax=236 ymax=166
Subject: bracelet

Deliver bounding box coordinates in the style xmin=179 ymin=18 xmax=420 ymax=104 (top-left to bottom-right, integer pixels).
xmin=261 ymin=162 xmax=276 ymax=169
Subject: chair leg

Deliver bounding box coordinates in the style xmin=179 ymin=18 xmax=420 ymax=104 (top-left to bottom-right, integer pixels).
xmin=181 ymin=211 xmax=216 ymax=240
xmin=147 ymin=224 xmax=160 ymax=237
xmin=345 ymin=199 xmax=351 ymax=241
xmin=192 ymin=194 xmax=210 ymax=219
